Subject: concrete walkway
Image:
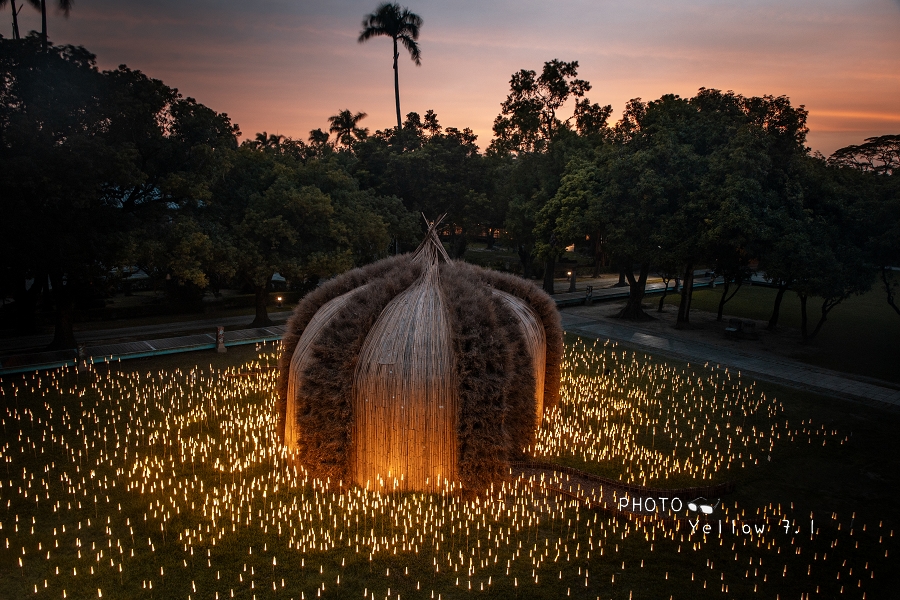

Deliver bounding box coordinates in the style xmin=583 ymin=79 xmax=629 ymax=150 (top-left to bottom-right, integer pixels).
xmin=4 ymin=281 xmax=897 ymax=414
xmin=0 ymin=312 xmax=291 ymax=375
xmin=0 ymin=310 xmax=292 ymax=355
xmin=548 ymin=271 xmax=722 ymax=306
xmin=0 ymin=325 xmax=286 ymax=375
xmin=559 ymin=310 xmax=900 ymax=410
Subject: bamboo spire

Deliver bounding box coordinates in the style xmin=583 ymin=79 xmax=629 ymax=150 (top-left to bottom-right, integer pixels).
xmin=410 ymin=213 xmax=451 ymax=266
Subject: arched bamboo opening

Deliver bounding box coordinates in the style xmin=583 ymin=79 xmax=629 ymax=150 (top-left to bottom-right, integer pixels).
xmin=285 ymin=284 xmax=370 ymax=450
xmin=492 ymin=289 xmax=547 ymax=426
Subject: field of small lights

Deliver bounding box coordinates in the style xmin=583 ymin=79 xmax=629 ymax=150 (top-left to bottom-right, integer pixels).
xmin=1 ymin=335 xmax=897 ymax=599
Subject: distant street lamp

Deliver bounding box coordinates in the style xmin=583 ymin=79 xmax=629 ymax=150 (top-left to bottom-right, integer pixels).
xmin=276 ymin=296 xmax=283 ymax=308
xmin=568 ymin=270 xmax=576 ymax=293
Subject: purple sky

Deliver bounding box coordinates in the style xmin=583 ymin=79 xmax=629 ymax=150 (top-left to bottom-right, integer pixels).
xmin=23 ymin=0 xmax=900 ymax=155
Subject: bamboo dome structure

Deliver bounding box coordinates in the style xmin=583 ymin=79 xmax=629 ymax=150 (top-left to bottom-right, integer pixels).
xmin=277 ymin=219 xmax=563 ymax=492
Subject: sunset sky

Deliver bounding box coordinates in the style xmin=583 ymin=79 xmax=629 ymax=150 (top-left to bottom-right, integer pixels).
xmin=23 ymin=0 xmax=900 ymax=155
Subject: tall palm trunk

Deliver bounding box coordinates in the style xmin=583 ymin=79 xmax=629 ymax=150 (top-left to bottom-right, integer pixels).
xmin=40 ymin=0 xmax=47 ymax=51
xmin=10 ymin=0 xmax=21 ymax=39
xmin=392 ymin=37 xmax=401 ymax=130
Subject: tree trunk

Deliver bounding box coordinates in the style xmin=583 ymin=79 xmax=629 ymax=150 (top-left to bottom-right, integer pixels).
xmin=767 ymin=283 xmax=790 ymax=330
xmin=11 ymin=0 xmax=21 ymax=39
xmin=617 ymin=263 xmax=650 ymax=320
xmin=542 ymin=255 xmax=556 ymax=295
xmin=591 ymin=232 xmax=603 ymax=278
xmin=40 ymin=0 xmax=47 ymax=51
xmin=13 ymin=272 xmax=43 ymax=334
xmin=450 ymin=233 xmax=467 ymax=259
xmin=716 ymin=279 xmax=730 ymax=322
xmin=807 ymin=298 xmax=842 ymax=341
xmin=882 ymin=266 xmax=900 ymax=316
xmin=614 ymin=266 xmax=628 ymax=287
xmin=675 ymin=264 xmax=694 ymax=329
xmin=251 ymin=283 xmax=273 ymax=327
xmin=518 ymin=245 xmax=533 ymax=279
xmin=46 ymin=271 xmax=77 ymax=351
xmin=716 ymin=279 xmax=742 ymax=322
xmin=392 ymin=37 xmax=402 ymax=130
xmin=799 ymin=292 xmax=809 ymax=341
xmin=657 ymin=279 xmax=670 ymax=312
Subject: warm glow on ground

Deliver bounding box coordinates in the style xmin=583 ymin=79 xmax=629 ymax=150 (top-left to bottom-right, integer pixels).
xmin=0 ymin=340 xmax=891 ymax=598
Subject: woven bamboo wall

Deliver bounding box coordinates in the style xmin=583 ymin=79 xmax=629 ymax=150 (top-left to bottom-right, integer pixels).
xmin=492 ymin=289 xmax=547 ymax=425
xmin=351 ymin=264 xmax=457 ymax=492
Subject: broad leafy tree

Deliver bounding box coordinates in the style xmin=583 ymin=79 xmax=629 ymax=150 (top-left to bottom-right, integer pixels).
xmin=791 ymin=156 xmax=874 ymax=340
xmin=829 ymin=134 xmax=899 ymax=175
xmin=1 ymin=39 xmax=130 ymax=346
xmin=207 ymin=149 xmax=348 ymax=326
xmin=0 ymin=38 xmax=238 ymax=346
xmin=352 ymin=111 xmax=489 ymax=256
xmin=206 ymin=145 xmax=415 ymax=326
xmin=488 ymin=60 xmax=609 ymax=287
xmin=489 ymin=59 xmax=608 ymax=155
xmin=830 ymin=135 xmax=900 ymax=317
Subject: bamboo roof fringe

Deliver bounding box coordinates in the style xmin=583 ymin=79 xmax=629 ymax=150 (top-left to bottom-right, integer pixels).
xmin=278 ymin=217 xmax=563 ymax=492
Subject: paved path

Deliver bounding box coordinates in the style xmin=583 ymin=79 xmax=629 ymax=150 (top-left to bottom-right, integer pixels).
xmin=0 ymin=311 xmax=292 ymax=354
xmin=0 ymin=324 xmax=286 ymax=375
xmin=5 ymin=279 xmax=897 ymax=413
xmin=559 ymin=310 xmax=900 ymax=410
xmin=549 ymin=271 xmax=721 ymax=306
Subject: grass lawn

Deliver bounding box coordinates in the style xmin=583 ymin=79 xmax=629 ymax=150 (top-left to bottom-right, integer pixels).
xmin=1 ymin=340 xmax=896 ymax=599
xmin=665 ymin=284 xmax=900 ymax=383
xmin=462 ymin=243 xmax=598 ymax=278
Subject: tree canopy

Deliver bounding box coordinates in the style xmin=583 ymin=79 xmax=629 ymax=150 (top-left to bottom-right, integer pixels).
xmin=2 ymin=37 xmax=895 ymax=348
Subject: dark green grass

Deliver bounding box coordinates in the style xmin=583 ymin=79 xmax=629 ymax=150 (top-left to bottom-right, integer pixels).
xmin=559 ymin=335 xmax=900 ymax=531
xmin=665 ymin=284 xmax=900 ymax=382
xmin=1 ymin=341 xmax=897 ymax=599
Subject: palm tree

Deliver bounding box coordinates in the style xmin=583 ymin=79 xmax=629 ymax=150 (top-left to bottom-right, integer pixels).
xmin=253 ymin=131 xmax=284 ymax=152
xmin=26 ymin=0 xmax=72 ymax=51
xmin=306 ymin=128 xmax=332 ymax=158
xmin=0 ymin=0 xmax=23 ymax=39
xmin=327 ymin=109 xmax=369 ymax=148
xmin=358 ymin=3 xmax=422 ymax=131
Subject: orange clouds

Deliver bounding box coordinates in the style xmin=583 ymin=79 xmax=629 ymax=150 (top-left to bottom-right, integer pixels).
xmin=31 ymin=0 xmax=900 ymax=155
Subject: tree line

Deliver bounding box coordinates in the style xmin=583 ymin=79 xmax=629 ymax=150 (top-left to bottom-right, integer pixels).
xmin=1 ymin=35 xmax=898 ymax=349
